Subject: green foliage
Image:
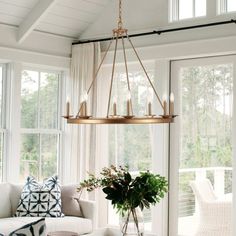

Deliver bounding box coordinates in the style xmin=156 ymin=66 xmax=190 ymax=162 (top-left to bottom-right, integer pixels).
xmin=180 ymin=64 xmax=233 ymax=169
xmin=78 ymin=165 xmax=168 ymax=214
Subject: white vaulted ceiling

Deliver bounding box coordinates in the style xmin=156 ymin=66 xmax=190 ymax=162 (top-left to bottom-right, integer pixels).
xmin=0 ymin=0 xmax=111 ymax=42
xmin=0 ymin=0 xmax=38 ymax=26
xmin=1 ymin=0 xmax=234 ymax=45
xmin=38 ymin=0 xmax=110 ymax=38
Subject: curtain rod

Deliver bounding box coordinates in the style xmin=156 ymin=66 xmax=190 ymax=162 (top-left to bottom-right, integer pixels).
xmin=72 ymin=19 xmax=236 ymax=45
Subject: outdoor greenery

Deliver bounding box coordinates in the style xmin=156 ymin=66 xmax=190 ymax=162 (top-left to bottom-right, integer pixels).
xmin=179 ymin=64 xmax=233 ymax=217
xmin=180 ymin=64 xmax=233 ymax=169
xmin=20 ymin=70 xmax=59 ymax=181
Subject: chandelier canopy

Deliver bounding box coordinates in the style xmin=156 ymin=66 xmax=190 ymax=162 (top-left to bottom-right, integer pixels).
xmin=64 ymin=0 xmax=176 ymax=125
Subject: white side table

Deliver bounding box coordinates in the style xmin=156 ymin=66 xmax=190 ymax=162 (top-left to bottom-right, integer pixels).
xmin=87 ymin=227 xmax=156 ymax=236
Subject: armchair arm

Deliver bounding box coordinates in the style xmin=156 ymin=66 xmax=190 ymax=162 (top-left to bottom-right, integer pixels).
xmin=78 ymin=199 xmax=96 ymax=229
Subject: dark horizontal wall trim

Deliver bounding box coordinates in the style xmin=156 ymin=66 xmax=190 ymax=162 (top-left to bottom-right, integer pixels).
xmin=72 ymin=19 xmax=236 ymax=45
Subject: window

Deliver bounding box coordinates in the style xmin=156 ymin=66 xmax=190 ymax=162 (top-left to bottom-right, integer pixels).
xmin=107 ymin=63 xmax=156 ymax=231
xmin=170 ymin=0 xmax=206 ymax=21
xmin=218 ymin=0 xmax=236 ymax=14
xmin=0 ymin=65 xmax=6 ymax=182
xmin=227 ymin=0 xmax=236 ymax=12
xmin=170 ymin=57 xmax=234 ymax=236
xmin=20 ymin=69 xmax=62 ymax=181
xmin=108 ymin=67 xmax=154 ymax=171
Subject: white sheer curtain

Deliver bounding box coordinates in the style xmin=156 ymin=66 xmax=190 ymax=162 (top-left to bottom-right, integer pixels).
xmin=68 ymin=42 xmax=101 ymax=185
xmin=66 ymin=42 xmax=109 ymax=228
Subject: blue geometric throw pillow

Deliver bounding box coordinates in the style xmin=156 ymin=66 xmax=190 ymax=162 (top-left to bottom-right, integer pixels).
xmin=9 ymin=218 xmax=46 ymax=236
xmin=15 ymin=176 xmax=64 ymax=217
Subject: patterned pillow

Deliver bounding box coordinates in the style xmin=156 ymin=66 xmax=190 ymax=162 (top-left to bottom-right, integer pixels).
xmin=9 ymin=218 xmax=46 ymax=236
xmin=15 ymin=176 xmax=64 ymax=217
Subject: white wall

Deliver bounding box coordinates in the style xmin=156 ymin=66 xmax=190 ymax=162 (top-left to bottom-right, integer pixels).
xmin=103 ymin=35 xmax=236 ymax=65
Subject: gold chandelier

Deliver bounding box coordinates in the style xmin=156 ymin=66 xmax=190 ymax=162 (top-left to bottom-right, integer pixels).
xmin=64 ymin=0 xmax=176 ymax=125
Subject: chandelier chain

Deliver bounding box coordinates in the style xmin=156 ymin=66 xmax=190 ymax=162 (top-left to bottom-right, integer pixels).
xmin=118 ymin=0 xmax=123 ymax=29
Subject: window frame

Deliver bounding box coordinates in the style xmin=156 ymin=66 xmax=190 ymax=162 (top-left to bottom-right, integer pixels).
xmin=20 ymin=66 xmax=63 ymax=181
xmin=169 ymin=0 xmax=207 ymax=22
xmin=100 ymin=60 xmax=170 ymax=235
xmin=218 ymin=0 xmax=236 ymax=14
xmin=169 ymin=55 xmax=236 ymax=236
xmin=0 ymin=64 xmax=7 ymax=182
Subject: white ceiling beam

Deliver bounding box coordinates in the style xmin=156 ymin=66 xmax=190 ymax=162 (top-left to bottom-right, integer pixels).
xmin=18 ymin=0 xmax=57 ymax=44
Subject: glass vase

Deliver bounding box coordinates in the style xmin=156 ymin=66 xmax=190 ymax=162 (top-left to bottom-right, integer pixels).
xmin=119 ymin=207 xmax=144 ymax=236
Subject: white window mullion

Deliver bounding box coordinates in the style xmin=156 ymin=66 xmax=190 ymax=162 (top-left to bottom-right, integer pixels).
xmin=37 ymin=71 xmax=41 ymax=129
xmin=2 ymin=130 xmax=8 ymax=182
xmin=57 ymin=70 xmax=65 ymax=183
xmin=219 ymin=0 xmax=227 ymax=13
xmin=151 ymin=60 xmax=170 ymax=236
xmin=7 ymin=62 xmax=22 ymax=182
xmin=193 ymin=0 xmax=196 ymax=17
xmin=39 ymin=134 xmax=42 ymax=180
xmin=176 ymin=0 xmax=180 ymax=21
xmin=233 ymin=55 xmax=236 ymax=236
xmin=57 ymin=133 xmax=62 ymax=181
xmin=57 ymin=72 xmax=63 ymax=182
xmin=0 ymin=64 xmax=7 ymax=182
xmin=57 ymin=72 xmax=62 ymax=130
xmin=1 ymin=64 xmax=7 ymax=129
xmin=170 ymin=0 xmax=179 ymax=22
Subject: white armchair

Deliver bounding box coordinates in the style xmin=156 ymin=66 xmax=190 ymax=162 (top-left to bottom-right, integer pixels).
xmin=190 ymin=179 xmax=232 ymax=236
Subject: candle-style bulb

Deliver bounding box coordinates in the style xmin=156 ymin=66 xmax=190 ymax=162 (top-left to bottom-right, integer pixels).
xmin=113 ymin=96 xmax=117 ymax=116
xmin=80 ymin=94 xmax=84 ymax=102
xmin=83 ymin=91 xmax=88 ymax=102
xmin=162 ymin=94 xmax=167 ymax=116
xmin=80 ymin=91 xmax=88 ymax=117
xmin=147 ymin=101 xmax=152 ymax=116
xmin=169 ymin=92 xmax=175 ymax=115
xmin=127 ymin=91 xmax=131 ymax=100
xmin=66 ymin=96 xmax=70 ymax=117
xmin=127 ymin=91 xmax=132 ymax=116
xmin=162 ymin=94 xmax=167 ymax=102
xmin=113 ymin=95 xmax=117 ymax=104
xmin=170 ymin=93 xmax=174 ymax=102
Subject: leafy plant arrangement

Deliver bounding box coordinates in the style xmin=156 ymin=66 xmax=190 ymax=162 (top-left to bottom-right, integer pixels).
xmin=77 ymin=165 xmax=168 ymax=236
